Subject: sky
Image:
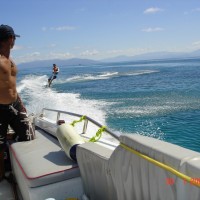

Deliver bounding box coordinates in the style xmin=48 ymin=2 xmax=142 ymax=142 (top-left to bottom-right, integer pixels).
xmin=1 ymin=0 xmax=200 ymax=64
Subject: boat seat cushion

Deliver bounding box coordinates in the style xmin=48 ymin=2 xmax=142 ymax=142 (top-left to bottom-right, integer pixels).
xmin=77 ymin=142 xmax=117 ymax=200
xmin=9 ymin=129 xmax=80 ymax=188
xmin=119 ymin=134 xmax=200 ymax=170
xmin=109 ymin=134 xmax=200 ymax=200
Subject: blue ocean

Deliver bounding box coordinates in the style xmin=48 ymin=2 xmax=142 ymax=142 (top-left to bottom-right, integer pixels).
xmin=17 ymin=58 xmax=200 ymax=153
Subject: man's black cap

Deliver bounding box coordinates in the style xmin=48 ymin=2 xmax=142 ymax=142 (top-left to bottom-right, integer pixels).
xmin=0 ymin=24 xmax=20 ymax=39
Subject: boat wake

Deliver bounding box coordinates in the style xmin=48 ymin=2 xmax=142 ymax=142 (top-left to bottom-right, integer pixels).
xmin=17 ymin=75 xmax=107 ymax=126
xmin=56 ymin=70 xmax=158 ymax=84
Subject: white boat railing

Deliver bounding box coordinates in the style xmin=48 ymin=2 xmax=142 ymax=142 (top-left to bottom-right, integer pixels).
xmin=41 ymin=108 xmax=119 ymax=140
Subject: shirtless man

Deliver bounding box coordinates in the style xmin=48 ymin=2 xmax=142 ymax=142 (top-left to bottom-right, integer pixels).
xmin=0 ymin=25 xmax=34 ymax=180
xmin=48 ymin=64 xmax=59 ymax=87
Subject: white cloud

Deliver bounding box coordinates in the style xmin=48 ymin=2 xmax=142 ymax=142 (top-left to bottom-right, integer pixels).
xmin=129 ymin=48 xmax=151 ymax=54
xmin=51 ymin=26 xmax=76 ymax=31
xmin=106 ymin=48 xmax=152 ymax=57
xmin=144 ymin=7 xmax=163 ymax=14
xmin=192 ymin=41 xmax=200 ymax=46
xmin=107 ymin=49 xmax=124 ymax=54
xmin=13 ymin=45 xmax=24 ymax=50
xmin=80 ymin=49 xmax=99 ymax=56
xmin=14 ymin=52 xmax=41 ymax=63
xmin=49 ymin=52 xmax=72 ymax=58
xmin=42 ymin=26 xmax=77 ymax=31
xmin=30 ymin=52 xmax=41 ymax=56
xmin=142 ymin=27 xmax=164 ymax=32
xmin=14 ymin=51 xmax=73 ymax=64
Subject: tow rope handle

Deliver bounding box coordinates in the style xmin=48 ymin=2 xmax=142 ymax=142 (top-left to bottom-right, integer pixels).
xmin=89 ymin=126 xmax=106 ymax=142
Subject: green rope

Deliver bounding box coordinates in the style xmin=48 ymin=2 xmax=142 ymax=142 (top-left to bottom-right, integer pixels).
xmin=70 ymin=115 xmax=86 ymax=127
xmin=89 ymin=126 xmax=107 ymax=142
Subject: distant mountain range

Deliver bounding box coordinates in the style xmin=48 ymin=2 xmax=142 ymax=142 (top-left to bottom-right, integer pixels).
xmin=18 ymin=49 xmax=200 ymax=68
xmin=101 ymin=49 xmax=200 ymax=63
xmin=18 ymin=58 xmax=100 ymax=68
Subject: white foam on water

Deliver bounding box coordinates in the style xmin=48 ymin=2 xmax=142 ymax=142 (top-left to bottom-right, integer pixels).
xmin=54 ymin=70 xmax=157 ymax=85
xmin=56 ymin=72 xmax=119 ymax=84
xmin=122 ymin=70 xmax=159 ymax=76
xmin=17 ymin=75 xmax=107 ymax=126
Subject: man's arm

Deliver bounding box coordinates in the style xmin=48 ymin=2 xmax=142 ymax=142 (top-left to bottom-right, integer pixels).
xmin=17 ymin=94 xmax=27 ymax=113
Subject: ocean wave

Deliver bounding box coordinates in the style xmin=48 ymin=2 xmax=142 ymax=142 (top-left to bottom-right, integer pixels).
xmin=122 ymin=70 xmax=159 ymax=76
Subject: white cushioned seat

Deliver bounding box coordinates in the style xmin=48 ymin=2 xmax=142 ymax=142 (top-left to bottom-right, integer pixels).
xmin=9 ymin=129 xmax=80 ymax=188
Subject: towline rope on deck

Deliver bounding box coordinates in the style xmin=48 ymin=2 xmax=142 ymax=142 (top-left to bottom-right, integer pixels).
xmin=120 ymin=143 xmax=200 ymax=188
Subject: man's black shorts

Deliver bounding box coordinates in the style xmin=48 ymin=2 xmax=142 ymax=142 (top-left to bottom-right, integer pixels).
xmin=0 ymin=97 xmax=34 ymax=151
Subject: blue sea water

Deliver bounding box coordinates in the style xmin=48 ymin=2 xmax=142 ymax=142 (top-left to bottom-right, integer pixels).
xmin=17 ymin=58 xmax=200 ymax=152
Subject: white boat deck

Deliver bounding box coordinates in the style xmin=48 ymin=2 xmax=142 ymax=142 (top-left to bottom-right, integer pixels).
xmin=1 ymin=108 xmax=200 ymax=200
xmin=0 ymin=175 xmax=15 ymax=200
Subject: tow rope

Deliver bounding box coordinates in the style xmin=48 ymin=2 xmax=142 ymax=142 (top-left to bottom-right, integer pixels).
xmin=120 ymin=143 xmax=200 ymax=188
xmin=70 ymin=115 xmax=106 ymax=142
xmin=70 ymin=115 xmax=86 ymax=127
xmin=89 ymin=126 xmax=106 ymax=142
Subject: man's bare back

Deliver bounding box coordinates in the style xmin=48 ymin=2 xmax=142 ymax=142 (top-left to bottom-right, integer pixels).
xmin=0 ymin=55 xmax=17 ymax=104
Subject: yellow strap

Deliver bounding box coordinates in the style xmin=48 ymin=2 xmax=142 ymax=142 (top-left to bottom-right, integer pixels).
xmin=120 ymin=143 xmax=200 ymax=187
xmin=65 ymin=198 xmax=78 ymax=200
xmin=70 ymin=115 xmax=86 ymax=127
xmin=89 ymin=126 xmax=106 ymax=142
